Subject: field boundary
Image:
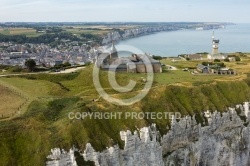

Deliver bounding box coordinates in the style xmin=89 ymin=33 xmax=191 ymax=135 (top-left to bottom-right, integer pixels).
xmin=0 ymin=80 xmax=33 ymax=120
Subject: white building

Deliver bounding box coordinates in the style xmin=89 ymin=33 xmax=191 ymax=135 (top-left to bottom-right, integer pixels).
xmin=207 ymin=32 xmax=227 ymax=60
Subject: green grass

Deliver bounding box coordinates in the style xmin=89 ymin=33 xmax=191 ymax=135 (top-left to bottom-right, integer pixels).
xmin=154 ymin=70 xmax=226 ymax=85
xmin=0 ymin=85 xmax=25 ymax=117
xmin=0 ymin=28 xmax=44 ymax=37
xmin=1 ymin=65 xmax=250 ymax=165
xmin=64 ymin=28 xmax=110 ymax=36
xmin=0 ymin=77 xmax=65 ymax=98
xmin=161 ymin=59 xmax=200 ymax=69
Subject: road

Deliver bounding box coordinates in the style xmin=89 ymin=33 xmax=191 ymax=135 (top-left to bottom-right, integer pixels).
xmin=52 ymin=66 xmax=85 ymax=74
xmin=0 ymin=66 xmax=85 ymax=77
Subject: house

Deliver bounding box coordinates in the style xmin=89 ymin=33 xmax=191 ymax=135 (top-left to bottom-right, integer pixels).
xmin=197 ymin=64 xmax=210 ymax=73
xmin=197 ymin=64 xmax=236 ymax=75
xmin=54 ymin=60 xmax=63 ymax=66
xmin=10 ymin=52 xmax=23 ymax=56
xmin=215 ymin=68 xmax=236 ymax=75
xmin=228 ymin=57 xmax=236 ymax=62
xmin=207 ymin=54 xmax=227 ymax=60
xmin=187 ymin=54 xmax=204 ymax=60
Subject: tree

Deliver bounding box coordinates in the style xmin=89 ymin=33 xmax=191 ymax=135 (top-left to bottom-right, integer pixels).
xmin=235 ymin=56 xmax=241 ymax=61
xmin=224 ymin=58 xmax=230 ymax=62
xmin=214 ymin=59 xmax=220 ymax=62
xmin=25 ymin=59 xmax=36 ymax=72
xmin=152 ymin=55 xmax=162 ymax=60
xmin=63 ymin=62 xmax=71 ymax=67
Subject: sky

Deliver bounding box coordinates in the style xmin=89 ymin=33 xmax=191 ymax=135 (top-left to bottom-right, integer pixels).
xmin=0 ymin=0 xmax=249 ymax=22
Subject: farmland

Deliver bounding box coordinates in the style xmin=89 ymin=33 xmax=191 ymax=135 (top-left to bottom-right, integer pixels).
xmin=0 ymin=28 xmax=44 ymax=37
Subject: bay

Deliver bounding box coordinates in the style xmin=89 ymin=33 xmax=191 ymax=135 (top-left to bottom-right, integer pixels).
xmin=115 ymin=24 xmax=250 ymax=57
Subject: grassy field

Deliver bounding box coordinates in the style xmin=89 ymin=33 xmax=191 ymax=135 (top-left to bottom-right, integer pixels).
xmin=64 ymin=28 xmax=110 ymax=35
xmin=0 ymin=28 xmax=44 ymax=37
xmin=0 ymin=77 xmax=71 ymax=98
xmin=1 ymin=60 xmax=250 ymax=165
xmin=63 ymin=25 xmax=140 ymax=36
xmin=0 ymin=25 xmax=140 ymax=38
xmin=0 ymin=85 xmax=25 ymax=117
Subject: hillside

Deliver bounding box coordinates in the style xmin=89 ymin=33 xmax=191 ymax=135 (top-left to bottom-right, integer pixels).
xmin=0 ymin=65 xmax=250 ymax=165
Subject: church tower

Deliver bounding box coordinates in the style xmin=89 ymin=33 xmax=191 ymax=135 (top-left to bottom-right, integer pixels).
xmin=212 ymin=31 xmax=219 ymax=55
xmin=110 ymin=41 xmax=118 ymax=59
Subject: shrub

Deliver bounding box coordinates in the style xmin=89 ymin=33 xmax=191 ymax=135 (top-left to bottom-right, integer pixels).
xmin=235 ymin=56 xmax=241 ymax=61
xmin=8 ymin=66 xmax=23 ymax=72
xmin=152 ymin=55 xmax=163 ymax=60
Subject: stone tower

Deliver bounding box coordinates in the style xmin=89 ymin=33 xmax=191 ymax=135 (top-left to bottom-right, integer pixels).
xmin=110 ymin=41 xmax=118 ymax=59
xmin=212 ymin=31 xmax=219 ymax=55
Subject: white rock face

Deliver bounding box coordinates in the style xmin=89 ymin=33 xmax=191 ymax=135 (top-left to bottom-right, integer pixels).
xmin=83 ymin=124 xmax=163 ymax=166
xmin=47 ymin=102 xmax=250 ymax=166
xmin=46 ymin=148 xmax=77 ymax=166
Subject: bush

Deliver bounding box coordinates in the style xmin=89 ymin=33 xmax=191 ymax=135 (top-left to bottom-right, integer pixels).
xmin=202 ymin=62 xmax=213 ymax=66
xmin=201 ymin=62 xmax=225 ymax=68
xmin=0 ymin=65 xmax=10 ymax=70
xmin=235 ymin=56 xmax=241 ymax=61
xmin=152 ymin=55 xmax=163 ymax=60
xmin=8 ymin=66 xmax=23 ymax=72
xmin=217 ymin=62 xmax=226 ymax=68
xmin=224 ymin=58 xmax=230 ymax=62
xmin=214 ymin=59 xmax=220 ymax=62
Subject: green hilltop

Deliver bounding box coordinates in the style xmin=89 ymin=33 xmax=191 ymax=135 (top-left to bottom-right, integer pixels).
xmin=1 ymin=63 xmax=250 ymax=165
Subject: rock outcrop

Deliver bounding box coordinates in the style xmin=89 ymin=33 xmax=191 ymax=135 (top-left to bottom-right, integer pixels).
xmin=46 ymin=102 xmax=250 ymax=166
xmin=83 ymin=124 xmax=163 ymax=166
xmin=46 ymin=148 xmax=77 ymax=166
xmin=102 ymin=26 xmax=178 ymax=45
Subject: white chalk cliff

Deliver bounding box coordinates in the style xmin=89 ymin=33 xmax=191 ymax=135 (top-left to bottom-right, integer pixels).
xmin=46 ymin=102 xmax=250 ymax=166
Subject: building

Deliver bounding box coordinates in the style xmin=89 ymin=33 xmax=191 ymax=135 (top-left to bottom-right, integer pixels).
xmin=212 ymin=31 xmax=219 ymax=55
xmin=96 ymin=43 xmax=162 ymax=73
xmin=196 ymin=64 xmax=236 ymax=75
xmin=197 ymin=64 xmax=210 ymax=73
xmin=186 ymin=54 xmax=204 ymax=60
xmin=207 ymin=32 xmax=228 ymax=60
xmin=127 ymin=54 xmax=162 ymax=73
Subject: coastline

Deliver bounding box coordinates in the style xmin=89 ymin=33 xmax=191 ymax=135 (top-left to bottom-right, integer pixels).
xmin=105 ymin=24 xmax=250 ymax=56
xmin=102 ymin=23 xmax=229 ymax=46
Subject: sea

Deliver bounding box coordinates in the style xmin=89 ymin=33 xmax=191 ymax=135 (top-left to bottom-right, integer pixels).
xmin=115 ymin=23 xmax=250 ymax=57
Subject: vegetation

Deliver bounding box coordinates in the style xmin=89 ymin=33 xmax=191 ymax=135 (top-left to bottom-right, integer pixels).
xmin=53 ymin=62 xmax=71 ymax=69
xmin=25 ymin=59 xmax=36 ymax=72
xmin=235 ymin=56 xmax=241 ymax=61
xmin=1 ymin=58 xmax=250 ymax=165
xmin=152 ymin=55 xmax=163 ymax=60
xmin=0 ymin=28 xmax=43 ymax=37
xmin=0 ymin=30 xmax=105 ymax=46
xmin=201 ymin=61 xmax=226 ymax=68
xmin=0 ymin=85 xmax=26 ymax=117
xmin=214 ymin=59 xmax=221 ymax=62
xmin=80 ymin=33 xmax=103 ymax=44
xmin=224 ymin=58 xmax=230 ymax=62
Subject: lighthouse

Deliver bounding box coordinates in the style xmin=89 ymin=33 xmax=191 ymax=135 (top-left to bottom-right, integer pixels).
xmin=212 ymin=31 xmax=219 ymax=55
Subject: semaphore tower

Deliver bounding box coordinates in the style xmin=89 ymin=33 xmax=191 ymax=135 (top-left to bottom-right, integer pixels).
xmin=212 ymin=31 xmax=219 ymax=55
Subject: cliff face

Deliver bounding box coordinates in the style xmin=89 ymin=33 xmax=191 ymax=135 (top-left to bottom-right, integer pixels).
xmin=46 ymin=102 xmax=250 ymax=166
xmin=83 ymin=124 xmax=163 ymax=166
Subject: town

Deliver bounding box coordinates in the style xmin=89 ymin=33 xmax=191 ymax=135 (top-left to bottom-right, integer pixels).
xmin=0 ymin=22 xmax=230 ymax=71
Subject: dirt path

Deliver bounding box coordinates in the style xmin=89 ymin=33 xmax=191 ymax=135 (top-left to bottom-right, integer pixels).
xmin=51 ymin=67 xmax=85 ymax=74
